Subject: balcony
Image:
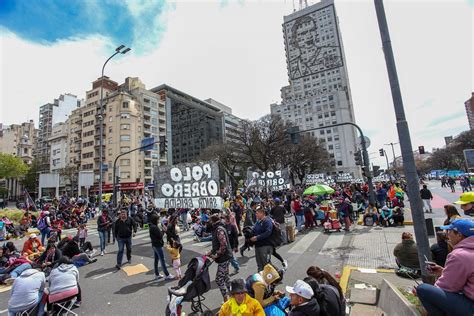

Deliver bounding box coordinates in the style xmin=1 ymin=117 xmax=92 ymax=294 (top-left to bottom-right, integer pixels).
xmin=94 ymin=143 xmax=105 ymax=149
xmin=94 ymin=121 xmax=106 ymax=129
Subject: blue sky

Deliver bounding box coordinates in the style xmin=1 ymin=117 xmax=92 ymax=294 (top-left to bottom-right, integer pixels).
xmin=0 ymin=0 xmax=171 ymax=53
xmin=0 ymin=0 xmax=472 ymax=169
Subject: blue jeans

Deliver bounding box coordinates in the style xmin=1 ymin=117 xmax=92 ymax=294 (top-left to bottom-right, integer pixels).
xmin=11 ymin=263 xmax=32 ymax=278
xmin=40 ymin=227 xmax=50 ymax=245
xmin=9 ymin=291 xmax=45 ymax=316
xmin=230 ymin=255 xmax=240 ymax=271
xmin=295 ymin=214 xmax=304 ymax=231
xmin=116 ymin=237 xmax=132 ymax=266
xmin=152 ymin=246 xmax=169 ymax=276
xmin=98 ymin=230 xmax=107 ymax=252
xmin=417 ymin=283 xmax=474 ymax=316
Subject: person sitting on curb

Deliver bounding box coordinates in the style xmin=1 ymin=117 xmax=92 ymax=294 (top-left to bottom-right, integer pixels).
xmin=393 ymin=232 xmax=420 ymax=277
xmin=416 ymin=219 xmax=474 ymax=316
xmin=363 ymin=202 xmax=379 ymax=226
xmin=430 ymin=231 xmax=449 ymax=267
xmin=379 ymin=206 xmax=393 ymax=227
xmin=218 ymin=278 xmax=264 ymax=316
xmin=286 ymin=279 xmax=320 ymax=316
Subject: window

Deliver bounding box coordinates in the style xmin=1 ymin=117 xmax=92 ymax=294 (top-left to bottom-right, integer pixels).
xmin=320 ymin=130 xmax=325 ymax=135
xmin=120 ymin=135 xmax=130 ymax=141
xmin=121 ymin=171 xmax=131 ymax=179
xmin=83 ymin=141 xmax=94 ymax=147
xmin=108 ymin=137 xmax=112 ymax=144
xmin=120 ymin=159 xmax=130 ymax=166
xmin=337 ymin=161 xmax=343 ymax=166
xmin=83 ymin=120 xmax=94 ymax=127
xmin=108 ymin=148 xmax=112 ymax=156
xmin=120 ymin=124 xmax=130 ymax=130
xmin=82 ymin=152 xmax=93 ymax=159
xmin=109 ymin=116 xmax=113 ymax=122
xmin=121 ymin=113 xmax=130 ymax=119
xmin=122 ymin=102 xmax=129 ymax=109
xmin=109 ymin=127 xmax=113 ymax=133
xmin=328 ymin=145 xmax=333 ymax=150
xmin=120 ymin=146 xmax=130 ymax=153
xmin=82 ymin=130 xmax=94 ymax=137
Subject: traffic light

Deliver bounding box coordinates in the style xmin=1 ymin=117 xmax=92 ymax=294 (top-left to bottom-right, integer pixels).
xmin=418 ymin=146 xmax=425 ymax=155
xmin=287 ymin=126 xmax=300 ymax=144
xmin=379 ymin=149 xmax=384 ymax=156
xmin=354 ymin=151 xmax=362 ymax=166
xmin=159 ymin=136 xmax=168 ymax=155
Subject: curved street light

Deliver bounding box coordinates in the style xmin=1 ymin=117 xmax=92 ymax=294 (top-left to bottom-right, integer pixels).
xmin=98 ymin=45 xmax=131 ymax=206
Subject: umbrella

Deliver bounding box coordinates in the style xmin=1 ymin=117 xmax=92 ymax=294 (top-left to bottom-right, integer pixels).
xmin=303 ymin=184 xmax=335 ymax=196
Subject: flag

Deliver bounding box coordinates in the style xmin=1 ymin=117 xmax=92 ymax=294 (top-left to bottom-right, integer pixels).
xmin=24 ymin=188 xmax=37 ymax=211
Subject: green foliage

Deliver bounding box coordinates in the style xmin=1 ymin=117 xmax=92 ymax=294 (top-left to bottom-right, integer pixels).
xmin=426 ymin=130 xmax=474 ymax=171
xmin=0 ymin=153 xmax=28 ymax=179
xmin=0 ymin=209 xmax=40 ymax=225
xmin=21 ymin=159 xmax=39 ymax=193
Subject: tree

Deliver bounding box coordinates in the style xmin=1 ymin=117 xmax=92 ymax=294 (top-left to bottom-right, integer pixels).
xmin=59 ymin=165 xmax=78 ymax=195
xmin=281 ymin=135 xmax=333 ymax=184
xmin=21 ymin=159 xmax=39 ymax=193
xmin=0 ymin=153 xmax=28 ymax=179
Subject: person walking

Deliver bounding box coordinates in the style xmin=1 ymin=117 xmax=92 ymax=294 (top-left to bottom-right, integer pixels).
xmin=420 ymin=184 xmax=433 ymax=213
xmin=207 ymin=214 xmax=232 ymax=301
xmin=448 ymin=177 xmax=456 ymax=193
xmin=179 ymin=209 xmax=189 ymax=232
xmin=149 ymin=214 xmax=174 ymax=281
xmin=291 ymin=196 xmax=304 ymax=233
xmin=270 ymin=198 xmax=287 ymax=244
xmin=250 ymin=206 xmax=273 ymax=272
xmin=97 ymin=209 xmax=111 ymax=256
xmin=224 ymin=214 xmax=240 ymax=274
xmin=114 ymin=209 xmax=137 ymax=270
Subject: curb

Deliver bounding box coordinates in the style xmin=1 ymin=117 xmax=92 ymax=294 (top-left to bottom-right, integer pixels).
xmin=339 ymin=265 xmax=395 ymax=295
xmin=357 ymin=214 xmax=413 ymax=226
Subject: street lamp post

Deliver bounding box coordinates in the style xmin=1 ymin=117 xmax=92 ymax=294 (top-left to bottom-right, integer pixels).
xmin=384 ymin=142 xmax=399 ymax=176
xmin=374 ymin=0 xmax=432 ymax=282
xmin=98 ymin=45 xmax=131 ymax=207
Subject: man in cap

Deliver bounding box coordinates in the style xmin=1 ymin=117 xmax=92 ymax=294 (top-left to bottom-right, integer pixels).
xmin=218 ymin=278 xmax=264 ymax=316
xmin=416 ymin=219 xmax=474 ymax=315
xmin=454 ymin=192 xmax=474 ymax=216
xmin=286 ymin=279 xmax=320 ymax=315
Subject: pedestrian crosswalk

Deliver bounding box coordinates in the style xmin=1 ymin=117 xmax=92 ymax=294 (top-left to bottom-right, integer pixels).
xmin=288 ymin=231 xmax=321 ymax=254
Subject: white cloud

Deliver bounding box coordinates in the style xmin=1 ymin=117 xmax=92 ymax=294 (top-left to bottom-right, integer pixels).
xmin=0 ymin=0 xmax=472 ymax=170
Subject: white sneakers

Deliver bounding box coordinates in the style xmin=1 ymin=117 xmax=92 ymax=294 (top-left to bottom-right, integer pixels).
xmin=283 ymin=260 xmax=288 ymax=270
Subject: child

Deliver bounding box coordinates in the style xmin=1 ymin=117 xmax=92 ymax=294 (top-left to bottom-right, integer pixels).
xmin=77 ymin=223 xmax=88 ymax=248
xmin=166 ymin=240 xmax=182 ymax=280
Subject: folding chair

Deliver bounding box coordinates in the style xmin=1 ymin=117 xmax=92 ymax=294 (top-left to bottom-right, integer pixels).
xmin=49 ymin=297 xmax=78 ymax=316
xmin=15 ymin=304 xmax=39 ymax=316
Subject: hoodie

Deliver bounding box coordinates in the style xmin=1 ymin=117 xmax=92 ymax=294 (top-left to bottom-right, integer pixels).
xmin=289 ymin=298 xmax=320 ymax=316
xmin=435 ymin=235 xmax=474 ymax=300
xmin=48 ymin=263 xmax=79 ymax=296
xmin=8 ymin=269 xmax=45 ymax=313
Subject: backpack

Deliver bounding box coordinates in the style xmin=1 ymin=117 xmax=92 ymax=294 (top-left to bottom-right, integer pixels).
xmin=37 ymin=216 xmax=48 ymax=231
xmin=269 ymin=220 xmax=282 ymax=247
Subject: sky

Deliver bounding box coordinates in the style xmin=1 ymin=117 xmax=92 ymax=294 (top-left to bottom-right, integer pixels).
xmin=0 ymin=0 xmax=472 ymax=168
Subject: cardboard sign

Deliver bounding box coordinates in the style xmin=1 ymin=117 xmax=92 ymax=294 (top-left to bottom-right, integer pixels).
xmin=154 ymin=161 xmax=222 ymax=209
xmin=305 ymin=173 xmax=327 ymax=185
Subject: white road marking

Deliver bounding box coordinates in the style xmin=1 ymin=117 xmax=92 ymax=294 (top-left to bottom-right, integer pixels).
xmin=192 ymin=241 xmax=212 ymax=247
xmin=92 ymin=271 xmax=114 ymax=280
xmin=0 ymin=309 xmax=7 ymax=314
xmin=288 ymin=231 xmax=321 ymax=254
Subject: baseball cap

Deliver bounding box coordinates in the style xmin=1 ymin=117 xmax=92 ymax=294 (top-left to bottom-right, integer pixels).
xmin=439 ymin=219 xmax=474 ymax=237
xmin=286 ymin=280 xmax=314 ymax=300
xmin=274 ymin=197 xmax=281 ymax=203
xmin=29 ymin=233 xmax=37 ymax=239
xmin=454 ymin=192 xmax=474 ymax=205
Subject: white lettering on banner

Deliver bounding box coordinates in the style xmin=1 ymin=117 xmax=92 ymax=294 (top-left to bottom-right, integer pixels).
xmin=155 ymin=161 xmax=222 ymax=209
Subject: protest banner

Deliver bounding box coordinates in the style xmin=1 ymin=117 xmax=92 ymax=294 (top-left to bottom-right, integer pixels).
xmin=304 ymin=173 xmax=327 ymax=185
xmin=246 ymin=169 xmax=291 ymax=191
xmin=336 ymin=173 xmax=354 ymax=183
xmin=154 ymin=160 xmax=223 ymax=209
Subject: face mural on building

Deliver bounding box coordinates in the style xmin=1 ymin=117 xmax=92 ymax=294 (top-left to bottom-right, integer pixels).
xmin=286 ymin=5 xmax=343 ymax=80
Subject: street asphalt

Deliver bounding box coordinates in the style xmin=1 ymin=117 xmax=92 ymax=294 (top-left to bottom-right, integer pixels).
xmin=0 ymin=180 xmax=466 ymax=315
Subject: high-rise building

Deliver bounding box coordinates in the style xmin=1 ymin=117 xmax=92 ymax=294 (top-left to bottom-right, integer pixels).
xmin=48 ymin=122 xmax=69 ymax=172
xmin=151 ymin=85 xmax=225 ymax=165
xmin=465 ymin=92 xmax=474 ymax=130
xmin=270 ymin=0 xmax=360 ymax=176
xmin=0 ymin=120 xmax=38 ymax=198
xmin=37 ymin=94 xmax=82 ymax=173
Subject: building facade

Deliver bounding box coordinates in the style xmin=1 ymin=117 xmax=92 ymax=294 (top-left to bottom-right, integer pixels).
xmin=465 ymin=92 xmax=474 ymax=130
xmin=37 ymin=94 xmax=81 ymax=173
xmin=0 ymin=120 xmax=38 ymax=198
xmin=48 ymin=122 xmax=69 ymax=172
xmin=151 ymin=85 xmax=225 ymax=165
xmin=270 ymin=0 xmax=360 ymax=177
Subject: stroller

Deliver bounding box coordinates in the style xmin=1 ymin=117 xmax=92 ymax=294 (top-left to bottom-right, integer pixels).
xmin=323 ymin=210 xmax=342 ymax=233
xmin=166 ymin=255 xmax=213 ymax=316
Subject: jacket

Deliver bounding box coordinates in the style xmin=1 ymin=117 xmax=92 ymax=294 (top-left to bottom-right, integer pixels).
xmin=252 ymin=217 xmax=273 ymax=248
xmin=48 ymin=263 xmax=79 ymax=295
xmin=149 ymin=223 xmax=164 ymax=248
xmin=165 ymin=245 xmax=180 ymax=261
xmin=435 ymin=235 xmax=474 ymax=300
xmin=244 ymin=208 xmax=256 ymax=227
xmin=420 ymin=188 xmax=433 ymax=200
xmin=289 ymin=298 xmax=320 ymax=316
xmin=22 ymin=237 xmax=44 ymax=255
xmin=114 ymin=217 xmax=137 ymax=239
xmin=393 ymin=239 xmax=420 ymax=269
xmin=218 ymin=294 xmax=265 ymax=316
xmin=270 ymin=205 xmax=286 ymax=224
xmin=8 ymin=269 xmax=46 ymax=313
xmin=225 ymin=223 xmax=239 ymax=250
xmin=62 ymin=239 xmax=81 ymax=258
xmin=211 ymin=223 xmax=232 ymax=264
xmin=97 ymin=214 xmax=111 ymax=232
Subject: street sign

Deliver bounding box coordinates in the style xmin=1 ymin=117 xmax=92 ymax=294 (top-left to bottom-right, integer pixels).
xmin=357 ymin=136 xmax=371 ymax=149
xmin=140 ymin=137 xmax=155 ymax=151
xmin=101 ymin=163 xmax=108 ymax=172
